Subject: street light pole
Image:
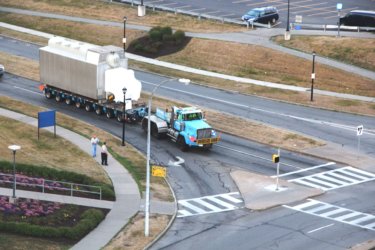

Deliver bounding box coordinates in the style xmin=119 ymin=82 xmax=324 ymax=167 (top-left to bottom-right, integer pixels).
xmin=122 ymin=87 xmax=127 ymax=146
xmin=8 ymin=145 xmax=21 ymax=199
xmin=123 ymin=16 xmax=127 ymax=52
xmin=284 ymin=0 xmax=291 ymax=40
xmin=145 ymin=78 xmax=190 ymax=237
xmin=310 ymin=51 xmax=316 ymax=102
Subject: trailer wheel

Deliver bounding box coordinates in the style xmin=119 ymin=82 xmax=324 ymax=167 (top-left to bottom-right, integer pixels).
xmin=75 ymin=101 xmax=81 ymax=109
xmin=65 ymin=98 xmax=72 ymax=105
xmin=55 ymin=94 xmax=62 ymax=102
xmin=106 ymin=110 xmax=113 ymax=119
xmin=45 ymin=91 xmax=52 ymax=99
xmin=85 ymin=103 xmax=92 ymax=112
xmin=116 ymin=113 xmax=123 ymax=123
xmin=95 ymin=107 xmax=102 ymax=115
xmin=177 ymin=136 xmax=188 ymax=152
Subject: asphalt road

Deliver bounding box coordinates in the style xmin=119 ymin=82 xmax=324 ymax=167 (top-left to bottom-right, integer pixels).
xmin=128 ymin=0 xmax=374 ymax=25
xmin=1 ymin=36 xmax=375 ymax=249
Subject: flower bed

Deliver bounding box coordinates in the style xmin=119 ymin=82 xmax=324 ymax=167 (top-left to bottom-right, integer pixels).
xmin=0 ymin=196 xmax=61 ymax=217
xmin=0 ymin=195 xmax=109 ymax=240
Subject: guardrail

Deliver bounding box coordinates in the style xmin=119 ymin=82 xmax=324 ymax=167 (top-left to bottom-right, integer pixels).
xmin=291 ymin=23 xmax=375 ymax=32
xmin=0 ymin=173 xmax=102 ymax=200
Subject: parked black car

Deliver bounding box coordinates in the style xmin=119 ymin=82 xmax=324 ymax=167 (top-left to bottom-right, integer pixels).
xmin=0 ymin=64 xmax=4 ymax=78
xmin=242 ymin=6 xmax=279 ymax=24
xmin=340 ymin=10 xmax=375 ymax=27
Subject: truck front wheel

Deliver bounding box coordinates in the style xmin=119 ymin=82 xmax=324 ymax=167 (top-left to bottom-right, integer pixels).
xmin=177 ymin=136 xmax=188 ymax=152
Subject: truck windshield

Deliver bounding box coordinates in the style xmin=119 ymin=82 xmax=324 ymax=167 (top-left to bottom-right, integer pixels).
xmin=184 ymin=112 xmax=202 ymax=121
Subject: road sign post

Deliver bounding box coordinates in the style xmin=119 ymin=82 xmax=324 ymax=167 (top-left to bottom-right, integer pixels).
xmin=357 ymin=125 xmax=363 ymax=158
xmin=273 ymin=148 xmax=281 ymax=191
xmin=337 ymin=3 xmax=343 ymax=37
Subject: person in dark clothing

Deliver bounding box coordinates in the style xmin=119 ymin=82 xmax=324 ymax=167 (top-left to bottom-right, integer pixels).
xmin=101 ymin=142 xmax=108 ymax=166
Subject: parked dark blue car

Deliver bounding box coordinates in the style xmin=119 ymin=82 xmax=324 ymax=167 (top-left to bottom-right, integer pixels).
xmin=242 ymin=6 xmax=279 ymax=24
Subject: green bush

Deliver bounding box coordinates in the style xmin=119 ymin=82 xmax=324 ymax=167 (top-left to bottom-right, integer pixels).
xmin=173 ymin=30 xmax=185 ymax=44
xmin=0 ymin=208 xmax=104 ymax=240
xmin=149 ymin=30 xmax=162 ymax=42
xmin=160 ymin=26 xmax=172 ymax=36
xmin=162 ymin=34 xmax=173 ymax=42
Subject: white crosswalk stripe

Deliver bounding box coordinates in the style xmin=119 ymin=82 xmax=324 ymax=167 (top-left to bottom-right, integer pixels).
xmin=284 ymin=199 xmax=375 ymax=231
xmin=289 ymin=166 xmax=375 ymax=191
xmin=177 ymin=192 xmax=244 ymax=218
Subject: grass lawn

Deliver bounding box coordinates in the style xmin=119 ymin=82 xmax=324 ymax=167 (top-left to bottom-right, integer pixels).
xmin=273 ymin=35 xmax=375 ymax=72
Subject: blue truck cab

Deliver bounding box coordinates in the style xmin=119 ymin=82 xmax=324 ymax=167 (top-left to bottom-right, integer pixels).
xmin=143 ymin=106 xmax=220 ymax=151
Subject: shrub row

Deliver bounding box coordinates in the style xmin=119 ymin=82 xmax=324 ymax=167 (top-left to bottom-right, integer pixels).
xmin=0 ymin=160 xmax=114 ymax=200
xmin=0 ymin=208 xmax=104 ymax=240
xmin=132 ymin=26 xmax=186 ymax=54
xmin=149 ymin=26 xmax=185 ymax=44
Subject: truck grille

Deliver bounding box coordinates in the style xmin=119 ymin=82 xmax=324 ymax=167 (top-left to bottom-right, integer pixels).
xmin=197 ymin=128 xmax=212 ymax=139
xmin=196 ymin=128 xmax=220 ymax=145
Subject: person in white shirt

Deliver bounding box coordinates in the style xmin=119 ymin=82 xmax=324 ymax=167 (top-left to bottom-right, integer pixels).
xmin=91 ymin=135 xmax=99 ymax=157
xmin=101 ymin=142 xmax=108 ymax=166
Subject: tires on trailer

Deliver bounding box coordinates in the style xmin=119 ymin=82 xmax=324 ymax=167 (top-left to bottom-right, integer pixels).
xmin=55 ymin=94 xmax=62 ymax=102
xmin=75 ymin=101 xmax=82 ymax=109
xmin=116 ymin=113 xmax=123 ymax=123
xmin=106 ymin=110 xmax=114 ymax=119
xmin=45 ymin=91 xmax=52 ymax=99
xmin=85 ymin=103 xmax=92 ymax=112
xmin=95 ymin=107 xmax=102 ymax=115
xmin=65 ymin=98 xmax=72 ymax=105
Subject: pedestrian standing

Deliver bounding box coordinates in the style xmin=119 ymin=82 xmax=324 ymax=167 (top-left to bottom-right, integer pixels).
xmin=101 ymin=142 xmax=108 ymax=166
xmin=91 ymin=135 xmax=99 ymax=157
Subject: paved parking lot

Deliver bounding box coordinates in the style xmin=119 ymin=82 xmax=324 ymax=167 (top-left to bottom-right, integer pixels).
xmin=137 ymin=0 xmax=374 ymax=25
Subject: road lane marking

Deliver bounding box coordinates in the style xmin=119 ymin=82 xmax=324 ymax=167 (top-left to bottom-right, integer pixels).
xmin=285 ymin=199 xmax=375 ymax=231
xmin=272 ymin=162 xmax=335 ymax=178
xmin=307 ymin=223 xmax=334 ymax=234
xmin=289 ymin=166 xmax=375 ymax=191
xmin=177 ymin=192 xmax=243 ymax=218
xmin=14 ymin=86 xmax=43 ymax=95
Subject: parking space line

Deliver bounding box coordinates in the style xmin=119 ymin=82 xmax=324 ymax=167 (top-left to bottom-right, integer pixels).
xmin=205 ymin=10 xmax=221 ymax=14
xmin=246 ymin=2 xmax=275 ymax=7
xmin=188 ymin=8 xmax=206 ymax=12
xmin=288 ymin=5 xmax=333 ymax=14
xmin=232 ymin=0 xmax=254 ymax=3
xmin=147 ymin=0 xmax=164 ymax=3
xmin=176 ymin=5 xmax=191 ymax=9
xmin=280 ymin=2 xmax=329 ymax=12
xmin=221 ymin=13 xmax=237 ymax=17
xmin=308 ymin=7 xmax=358 ymax=17
xmin=160 ymin=2 xmax=179 ymax=6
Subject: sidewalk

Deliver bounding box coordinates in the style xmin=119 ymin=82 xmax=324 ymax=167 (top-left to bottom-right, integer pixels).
xmin=0 ymin=7 xmax=374 ymax=102
xmin=0 ymin=108 xmax=142 ymax=249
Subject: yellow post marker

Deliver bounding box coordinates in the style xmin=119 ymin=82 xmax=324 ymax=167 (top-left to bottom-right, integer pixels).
xmin=152 ymin=166 xmax=166 ymax=178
